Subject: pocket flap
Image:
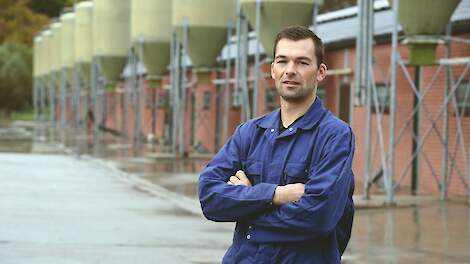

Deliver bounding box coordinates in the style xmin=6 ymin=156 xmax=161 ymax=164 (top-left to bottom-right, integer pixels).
xmin=285 ymin=163 xmax=308 ymax=178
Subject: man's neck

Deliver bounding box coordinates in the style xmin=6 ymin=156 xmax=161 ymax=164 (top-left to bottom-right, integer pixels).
xmin=280 ymin=93 xmax=316 ymax=128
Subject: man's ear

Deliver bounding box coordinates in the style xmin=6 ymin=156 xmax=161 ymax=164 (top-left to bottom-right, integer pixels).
xmin=316 ymin=63 xmax=327 ymax=82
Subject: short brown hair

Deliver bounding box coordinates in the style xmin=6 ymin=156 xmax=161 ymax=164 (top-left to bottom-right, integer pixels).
xmin=273 ymin=25 xmax=324 ymax=67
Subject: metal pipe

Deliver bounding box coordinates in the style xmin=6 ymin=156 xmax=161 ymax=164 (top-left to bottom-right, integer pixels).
xmin=41 ymin=78 xmax=47 ymax=138
xmin=388 ymin=0 xmax=399 ymax=204
xmin=411 ymin=66 xmax=421 ymax=196
xmin=50 ymin=72 xmax=56 ymax=142
xmin=358 ymin=0 xmax=372 ymax=200
xmin=252 ymin=0 xmax=262 ymax=118
xmin=138 ymin=37 xmax=145 ymax=145
xmin=441 ymin=22 xmax=452 ymax=200
xmin=74 ymin=64 xmax=81 ymax=156
xmin=170 ymin=32 xmax=177 ymax=152
xmin=179 ymin=17 xmax=189 ymax=157
xmin=312 ymin=3 xmax=319 ymax=32
xmin=234 ymin=0 xmax=242 ymax=109
xmin=91 ymin=58 xmax=100 ymax=155
xmin=33 ymin=79 xmax=38 ymax=134
xmin=123 ymin=54 xmax=130 ymax=140
xmin=241 ymin=13 xmax=251 ymax=121
xmin=174 ymin=34 xmax=182 ymax=155
xmin=223 ymin=20 xmax=233 ymax=144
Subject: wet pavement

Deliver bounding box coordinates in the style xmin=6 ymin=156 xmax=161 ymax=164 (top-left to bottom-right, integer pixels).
xmin=0 ymin=152 xmax=233 ymax=264
xmin=1 ymin=122 xmax=470 ymax=263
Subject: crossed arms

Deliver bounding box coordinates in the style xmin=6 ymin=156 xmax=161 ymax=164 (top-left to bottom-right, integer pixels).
xmin=198 ymin=125 xmax=355 ymax=242
xmin=228 ymin=170 xmax=305 ymax=206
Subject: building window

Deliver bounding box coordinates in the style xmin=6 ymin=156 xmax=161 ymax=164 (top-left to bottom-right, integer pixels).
xmin=456 ymin=80 xmax=470 ymax=116
xmin=372 ymin=83 xmax=390 ymax=113
xmin=203 ymin=91 xmax=211 ymax=110
xmin=157 ymin=93 xmax=167 ymax=109
xmin=265 ymin=88 xmax=278 ymax=110
xmin=317 ymin=87 xmax=326 ymax=101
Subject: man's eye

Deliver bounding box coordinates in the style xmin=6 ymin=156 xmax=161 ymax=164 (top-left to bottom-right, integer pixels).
xmin=276 ymin=60 xmax=286 ymax=64
xmin=300 ymin=61 xmax=310 ymax=66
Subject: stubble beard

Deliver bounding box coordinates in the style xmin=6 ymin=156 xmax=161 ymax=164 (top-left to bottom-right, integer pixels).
xmin=276 ymin=83 xmax=316 ymax=103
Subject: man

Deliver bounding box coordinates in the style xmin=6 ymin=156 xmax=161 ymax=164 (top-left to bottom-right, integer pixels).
xmin=198 ymin=26 xmax=355 ymax=263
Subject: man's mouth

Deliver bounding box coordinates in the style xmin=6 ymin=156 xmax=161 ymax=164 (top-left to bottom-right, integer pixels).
xmin=282 ymin=80 xmax=300 ymax=86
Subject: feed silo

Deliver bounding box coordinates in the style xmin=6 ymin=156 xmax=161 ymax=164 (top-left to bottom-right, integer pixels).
xmin=131 ymin=0 xmax=172 ymax=78
xmin=33 ymin=35 xmax=43 ymax=80
xmin=41 ymin=30 xmax=52 ymax=82
xmin=172 ymin=0 xmax=235 ymax=68
xmin=33 ymin=35 xmax=43 ymax=122
xmin=74 ymin=1 xmax=94 ymax=86
xmin=92 ymin=0 xmax=131 ymax=84
xmin=50 ymin=21 xmax=62 ymax=85
xmin=241 ymin=0 xmax=323 ymax=58
xmin=172 ymin=0 xmax=235 ymax=154
xmin=390 ymin=0 xmax=461 ymax=65
xmin=60 ymin=12 xmax=76 ymax=85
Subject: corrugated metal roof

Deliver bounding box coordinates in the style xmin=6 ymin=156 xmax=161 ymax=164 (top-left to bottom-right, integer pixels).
xmin=316 ymin=0 xmax=470 ymax=45
xmin=219 ymin=0 xmax=470 ymax=61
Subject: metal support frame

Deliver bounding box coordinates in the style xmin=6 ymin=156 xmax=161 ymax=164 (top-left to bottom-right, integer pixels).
xmin=252 ymin=0 xmax=262 ymax=118
xmin=73 ymin=63 xmax=83 ymax=157
xmin=222 ymin=20 xmax=234 ymax=143
xmin=131 ymin=39 xmax=143 ymax=147
xmin=364 ymin=0 xmax=470 ymax=204
xmin=60 ymin=69 xmax=72 ymax=145
xmin=91 ymin=57 xmax=103 ymax=156
xmin=170 ymin=31 xmax=183 ymax=155
xmin=312 ymin=2 xmax=319 ymax=32
xmin=49 ymin=72 xmax=57 ymax=142
xmin=179 ymin=17 xmax=189 ymax=157
xmin=234 ymin=0 xmax=251 ymax=121
xmin=387 ymin=0 xmax=399 ymax=203
xmin=357 ymin=0 xmax=375 ymax=200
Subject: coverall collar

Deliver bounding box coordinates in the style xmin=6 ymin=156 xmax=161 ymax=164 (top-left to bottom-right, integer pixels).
xmin=256 ymin=96 xmax=326 ymax=131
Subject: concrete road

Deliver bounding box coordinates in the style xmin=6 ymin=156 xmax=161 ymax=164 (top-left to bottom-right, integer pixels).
xmin=0 ymin=153 xmax=233 ymax=264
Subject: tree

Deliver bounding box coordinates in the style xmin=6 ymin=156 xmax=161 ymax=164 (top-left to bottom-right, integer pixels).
xmin=28 ymin=0 xmax=74 ymax=18
xmin=320 ymin=0 xmax=357 ymax=13
xmin=0 ymin=0 xmax=49 ymax=45
xmin=0 ymin=42 xmax=32 ymax=116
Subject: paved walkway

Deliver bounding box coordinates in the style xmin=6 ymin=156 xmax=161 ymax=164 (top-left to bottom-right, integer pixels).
xmin=0 ymin=153 xmax=233 ymax=264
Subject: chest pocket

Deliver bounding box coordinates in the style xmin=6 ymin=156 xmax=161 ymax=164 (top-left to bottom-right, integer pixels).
xmin=244 ymin=160 xmax=262 ymax=185
xmin=284 ymin=163 xmax=309 ymax=184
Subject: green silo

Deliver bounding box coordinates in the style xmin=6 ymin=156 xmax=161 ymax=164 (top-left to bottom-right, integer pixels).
xmin=241 ymin=0 xmax=322 ymax=58
xmin=92 ymin=0 xmax=131 ymax=84
xmin=131 ymin=0 xmax=172 ymax=78
xmin=390 ymin=0 xmax=461 ymax=65
xmin=74 ymin=1 xmax=94 ymax=86
xmin=172 ymin=0 xmax=235 ymax=68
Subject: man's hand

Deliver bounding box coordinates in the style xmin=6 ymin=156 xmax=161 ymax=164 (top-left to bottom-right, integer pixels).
xmin=227 ymin=170 xmax=252 ymax=187
xmin=272 ymin=183 xmax=305 ymax=206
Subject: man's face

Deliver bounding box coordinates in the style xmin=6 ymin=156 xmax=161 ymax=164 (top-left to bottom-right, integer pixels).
xmin=271 ymin=38 xmax=327 ymax=103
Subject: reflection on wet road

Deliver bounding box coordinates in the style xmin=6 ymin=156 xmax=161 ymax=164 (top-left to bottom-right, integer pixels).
xmin=2 ymin=122 xmax=469 ymax=263
xmin=347 ymin=204 xmax=470 ymax=263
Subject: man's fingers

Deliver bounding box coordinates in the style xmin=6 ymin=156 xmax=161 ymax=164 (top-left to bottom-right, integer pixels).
xmin=235 ymin=170 xmax=252 ymax=186
xmin=230 ymin=176 xmax=241 ymax=184
xmin=235 ymin=170 xmax=248 ymax=181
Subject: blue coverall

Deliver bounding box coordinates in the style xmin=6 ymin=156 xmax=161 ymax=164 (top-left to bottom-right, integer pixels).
xmin=198 ymin=97 xmax=355 ymax=263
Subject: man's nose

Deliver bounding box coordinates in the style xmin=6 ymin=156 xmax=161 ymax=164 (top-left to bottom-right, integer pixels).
xmin=284 ymin=61 xmax=296 ymax=76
